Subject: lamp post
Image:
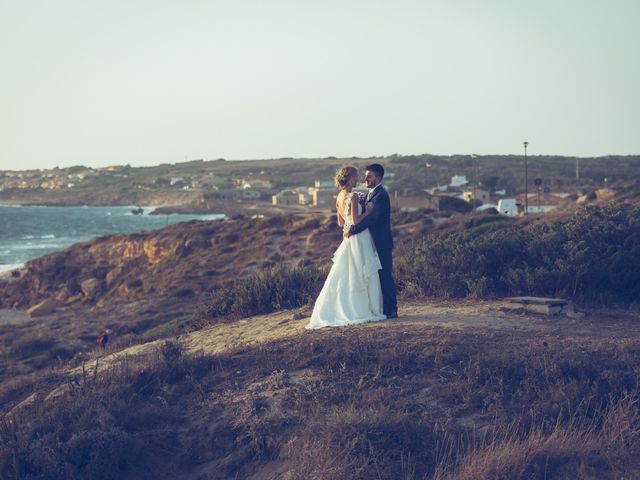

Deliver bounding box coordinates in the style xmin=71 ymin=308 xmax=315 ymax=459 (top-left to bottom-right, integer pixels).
xmin=471 ymin=154 xmax=477 ymax=210
xmin=523 ymin=141 xmax=529 ymax=215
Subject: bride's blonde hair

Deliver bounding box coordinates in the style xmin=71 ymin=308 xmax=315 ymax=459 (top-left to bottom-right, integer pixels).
xmin=334 ymin=166 xmax=358 ymax=189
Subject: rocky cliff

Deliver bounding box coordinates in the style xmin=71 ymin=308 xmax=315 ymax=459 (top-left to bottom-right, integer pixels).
xmin=0 ymin=213 xmax=343 ymax=312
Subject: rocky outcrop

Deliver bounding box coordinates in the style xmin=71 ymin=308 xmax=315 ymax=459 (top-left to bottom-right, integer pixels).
xmin=0 ymin=213 xmax=342 ymax=310
xmin=87 ymin=235 xmax=183 ymax=265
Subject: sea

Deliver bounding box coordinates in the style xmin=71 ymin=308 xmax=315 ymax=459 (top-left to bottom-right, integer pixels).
xmin=0 ymin=205 xmax=224 ymax=273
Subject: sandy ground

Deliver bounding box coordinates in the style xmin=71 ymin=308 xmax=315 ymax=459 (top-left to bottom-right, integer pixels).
xmin=0 ymin=308 xmax=30 ymax=325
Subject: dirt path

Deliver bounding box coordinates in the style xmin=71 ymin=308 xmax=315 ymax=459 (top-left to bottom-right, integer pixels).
xmin=12 ymin=298 xmax=636 ymax=411
xmin=68 ymin=299 xmax=640 ymax=375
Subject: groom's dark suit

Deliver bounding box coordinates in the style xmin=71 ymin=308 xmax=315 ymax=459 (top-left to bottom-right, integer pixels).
xmin=349 ymin=184 xmax=398 ymax=317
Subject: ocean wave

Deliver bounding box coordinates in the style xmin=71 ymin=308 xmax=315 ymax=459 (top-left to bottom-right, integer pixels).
xmin=40 ymin=234 xmax=56 ymax=239
xmin=0 ymin=263 xmax=23 ymax=273
xmin=11 ymin=243 xmax=67 ymax=251
xmin=197 ymin=214 xmax=226 ymax=221
xmin=22 ymin=235 xmax=35 ymax=239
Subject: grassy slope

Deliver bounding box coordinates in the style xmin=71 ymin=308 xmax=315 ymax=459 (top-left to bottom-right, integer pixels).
xmin=3 ymin=301 xmax=640 ymax=479
xmin=3 ymin=199 xmax=640 ymax=478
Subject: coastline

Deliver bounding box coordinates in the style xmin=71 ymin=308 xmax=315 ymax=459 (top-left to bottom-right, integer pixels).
xmin=0 ymin=206 xmax=227 ymax=278
xmin=0 ymin=264 xmax=23 ymax=275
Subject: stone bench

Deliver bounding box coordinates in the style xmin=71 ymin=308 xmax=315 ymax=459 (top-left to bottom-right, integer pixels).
xmin=503 ymin=296 xmax=582 ymax=317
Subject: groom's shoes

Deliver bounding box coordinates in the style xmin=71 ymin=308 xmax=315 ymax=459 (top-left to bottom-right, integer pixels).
xmin=385 ymin=311 xmax=398 ymax=319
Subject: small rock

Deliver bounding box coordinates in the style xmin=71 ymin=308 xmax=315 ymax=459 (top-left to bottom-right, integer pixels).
xmin=27 ymin=298 xmax=59 ymax=317
xmin=565 ymin=303 xmax=585 ymax=319
xmin=292 ymin=312 xmax=304 ymax=320
xmin=54 ymin=289 xmax=69 ymax=303
xmin=65 ymin=293 xmax=83 ymax=305
xmin=185 ymin=236 xmax=211 ymax=250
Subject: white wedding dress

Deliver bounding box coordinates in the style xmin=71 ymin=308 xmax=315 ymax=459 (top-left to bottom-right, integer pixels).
xmin=306 ymin=193 xmax=386 ymax=329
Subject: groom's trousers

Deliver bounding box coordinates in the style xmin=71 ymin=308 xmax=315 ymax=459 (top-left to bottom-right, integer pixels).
xmin=378 ymin=249 xmax=397 ymax=316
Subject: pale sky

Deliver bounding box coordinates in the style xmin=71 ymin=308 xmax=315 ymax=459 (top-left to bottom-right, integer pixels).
xmin=1 ymin=0 xmax=638 ymax=170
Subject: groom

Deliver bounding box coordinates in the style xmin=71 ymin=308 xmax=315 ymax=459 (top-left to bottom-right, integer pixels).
xmin=344 ymin=163 xmax=398 ymax=319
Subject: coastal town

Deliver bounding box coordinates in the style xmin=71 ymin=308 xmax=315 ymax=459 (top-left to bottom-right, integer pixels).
xmin=0 ymin=154 xmax=626 ymax=216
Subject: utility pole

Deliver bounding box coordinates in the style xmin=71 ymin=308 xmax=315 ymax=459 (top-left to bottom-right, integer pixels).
xmin=523 ymin=142 xmax=529 ymax=215
xmin=471 ymin=154 xmax=477 ymax=211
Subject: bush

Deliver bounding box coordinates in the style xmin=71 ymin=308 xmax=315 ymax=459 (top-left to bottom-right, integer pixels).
xmin=397 ymin=203 xmax=640 ymax=304
xmin=200 ymin=264 xmax=327 ymax=320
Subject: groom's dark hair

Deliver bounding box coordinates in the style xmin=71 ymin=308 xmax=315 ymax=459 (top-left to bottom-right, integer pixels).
xmin=366 ymin=163 xmax=385 ymax=180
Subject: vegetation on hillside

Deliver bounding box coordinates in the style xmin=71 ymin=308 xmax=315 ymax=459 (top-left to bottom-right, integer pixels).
xmin=397 ymin=202 xmax=640 ymax=304
xmin=199 ymin=264 xmax=327 ymax=321
xmin=2 ymin=197 xmax=640 ymax=479
xmin=199 ymin=203 xmax=640 ymax=325
xmin=2 ymin=326 xmax=639 ymax=479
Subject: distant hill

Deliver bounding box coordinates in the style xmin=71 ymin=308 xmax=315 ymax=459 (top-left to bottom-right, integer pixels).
xmin=2 ymin=154 xmax=639 ymax=211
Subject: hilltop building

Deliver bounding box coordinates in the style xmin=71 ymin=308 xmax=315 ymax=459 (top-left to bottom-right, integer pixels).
xmin=497 ymin=199 xmax=518 ymax=216
xmin=272 ymin=190 xmax=298 ymax=206
xmin=450 ymin=175 xmax=468 ymax=187
xmin=425 ymin=192 xmax=472 ymax=213
xmin=239 ymin=178 xmax=273 ymax=190
xmin=462 ymin=188 xmax=490 ymax=204
xmin=500 ymin=193 xmax=571 ymax=216
xmin=311 ymin=188 xmax=335 ymax=209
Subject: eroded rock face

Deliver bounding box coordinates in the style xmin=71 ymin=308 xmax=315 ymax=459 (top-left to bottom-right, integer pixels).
xmin=81 ymin=278 xmax=103 ymax=300
xmin=88 ymin=236 xmax=180 ymax=265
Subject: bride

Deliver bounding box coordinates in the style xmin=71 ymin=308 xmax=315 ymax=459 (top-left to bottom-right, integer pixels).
xmin=306 ymin=166 xmax=386 ymax=329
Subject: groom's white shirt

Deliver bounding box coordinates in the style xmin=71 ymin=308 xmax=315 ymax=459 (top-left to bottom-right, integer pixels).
xmin=366 ymin=183 xmax=382 ymax=201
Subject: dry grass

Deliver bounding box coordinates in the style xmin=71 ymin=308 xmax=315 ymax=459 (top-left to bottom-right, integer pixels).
xmin=2 ymin=323 xmax=640 ymax=479
xmin=434 ymin=398 xmax=640 ymax=480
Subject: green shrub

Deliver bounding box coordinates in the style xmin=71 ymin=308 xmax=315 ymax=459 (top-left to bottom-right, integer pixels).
xmin=397 ymin=203 xmax=640 ymax=304
xmin=201 ymin=264 xmax=327 ymax=320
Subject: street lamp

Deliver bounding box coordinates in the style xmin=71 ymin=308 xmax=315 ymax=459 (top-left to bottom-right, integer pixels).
xmin=523 ymin=141 xmax=529 ymax=215
xmin=471 ymin=154 xmax=478 ymax=210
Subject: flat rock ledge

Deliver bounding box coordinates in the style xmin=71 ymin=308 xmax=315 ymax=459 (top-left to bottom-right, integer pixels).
xmin=503 ymin=296 xmax=584 ymax=317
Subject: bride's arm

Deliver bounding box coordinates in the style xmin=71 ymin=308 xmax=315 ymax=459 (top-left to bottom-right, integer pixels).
xmin=349 ymin=193 xmax=373 ymax=225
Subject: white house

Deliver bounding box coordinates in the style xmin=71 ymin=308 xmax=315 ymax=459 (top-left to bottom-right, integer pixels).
xmin=497 ymin=199 xmax=518 ymax=216
xmin=450 ymin=175 xmax=468 ymax=187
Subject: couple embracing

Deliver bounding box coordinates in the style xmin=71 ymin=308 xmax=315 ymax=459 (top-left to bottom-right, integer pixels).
xmin=307 ymin=163 xmax=397 ymax=329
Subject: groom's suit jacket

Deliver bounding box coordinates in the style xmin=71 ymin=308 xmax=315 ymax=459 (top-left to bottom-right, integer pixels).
xmin=349 ymin=185 xmax=393 ymax=253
